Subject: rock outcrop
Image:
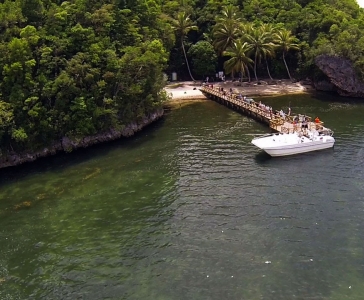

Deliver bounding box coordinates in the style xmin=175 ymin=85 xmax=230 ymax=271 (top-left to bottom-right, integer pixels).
xmin=0 ymin=108 xmax=164 ymax=169
xmin=315 ymin=55 xmax=364 ymax=97
xmin=314 ymin=80 xmax=335 ymax=92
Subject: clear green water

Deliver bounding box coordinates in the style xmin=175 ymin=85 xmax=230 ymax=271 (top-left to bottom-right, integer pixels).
xmin=1 ymin=93 xmax=364 ymax=300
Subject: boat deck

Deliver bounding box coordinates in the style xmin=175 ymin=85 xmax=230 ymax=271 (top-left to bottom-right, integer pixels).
xmin=273 ymin=119 xmax=330 ymax=134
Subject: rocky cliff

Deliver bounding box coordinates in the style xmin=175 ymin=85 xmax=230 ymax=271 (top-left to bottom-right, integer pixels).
xmin=315 ymin=55 xmax=364 ymax=97
xmin=0 ymin=108 xmax=164 ymax=169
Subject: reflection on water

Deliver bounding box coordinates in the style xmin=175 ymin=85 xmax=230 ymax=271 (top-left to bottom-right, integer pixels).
xmin=1 ymin=95 xmax=364 ymax=299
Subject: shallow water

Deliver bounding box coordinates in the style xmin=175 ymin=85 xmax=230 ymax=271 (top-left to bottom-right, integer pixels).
xmin=1 ymin=93 xmax=364 ymax=300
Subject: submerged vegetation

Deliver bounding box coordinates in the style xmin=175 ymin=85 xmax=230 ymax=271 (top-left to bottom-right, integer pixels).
xmin=0 ymin=0 xmax=364 ymax=156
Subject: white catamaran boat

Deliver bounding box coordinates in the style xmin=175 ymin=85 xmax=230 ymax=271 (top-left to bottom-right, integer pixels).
xmin=251 ymin=129 xmax=335 ymax=157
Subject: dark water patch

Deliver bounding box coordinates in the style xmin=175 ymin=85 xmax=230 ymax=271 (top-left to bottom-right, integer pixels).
xmin=0 ymin=117 xmax=166 ymax=188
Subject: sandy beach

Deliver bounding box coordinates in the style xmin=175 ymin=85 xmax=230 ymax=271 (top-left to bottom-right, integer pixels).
xmin=165 ymin=79 xmax=314 ymax=101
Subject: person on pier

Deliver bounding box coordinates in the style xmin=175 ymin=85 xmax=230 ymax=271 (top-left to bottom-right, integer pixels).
xmin=279 ymin=109 xmax=286 ymax=119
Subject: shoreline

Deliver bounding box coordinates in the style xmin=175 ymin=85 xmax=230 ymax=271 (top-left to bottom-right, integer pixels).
xmin=0 ymin=109 xmax=164 ymax=170
xmin=0 ymin=80 xmax=315 ymax=169
xmin=165 ymin=79 xmax=314 ymax=100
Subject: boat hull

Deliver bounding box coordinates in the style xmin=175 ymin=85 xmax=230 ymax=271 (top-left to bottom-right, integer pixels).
xmin=263 ymin=140 xmax=335 ymax=157
xmin=251 ymin=133 xmax=335 ymax=157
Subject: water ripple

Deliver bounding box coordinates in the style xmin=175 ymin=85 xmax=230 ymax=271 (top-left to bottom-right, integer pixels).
xmin=1 ymin=98 xmax=364 ymax=300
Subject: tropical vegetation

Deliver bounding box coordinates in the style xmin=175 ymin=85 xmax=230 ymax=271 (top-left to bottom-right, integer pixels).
xmin=1 ymin=0 xmax=364 ymax=156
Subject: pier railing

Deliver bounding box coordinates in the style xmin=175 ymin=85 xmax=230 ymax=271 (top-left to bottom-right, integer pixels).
xmin=200 ymin=86 xmax=285 ymax=130
xmin=200 ymin=86 xmax=273 ymax=119
xmin=200 ymin=85 xmax=328 ymax=134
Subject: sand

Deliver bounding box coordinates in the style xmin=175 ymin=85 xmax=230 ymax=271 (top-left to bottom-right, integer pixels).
xmin=165 ymin=79 xmax=314 ymax=101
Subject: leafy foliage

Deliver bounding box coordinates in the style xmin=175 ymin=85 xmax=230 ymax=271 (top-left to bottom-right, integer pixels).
xmin=1 ymin=0 xmax=364 ymax=154
xmin=0 ymin=0 xmax=172 ymax=153
xmin=188 ymin=41 xmax=217 ymax=78
xmin=162 ymin=0 xmax=364 ymax=81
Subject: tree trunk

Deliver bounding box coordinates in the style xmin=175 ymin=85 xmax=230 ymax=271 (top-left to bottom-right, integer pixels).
xmin=282 ymin=52 xmax=292 ymax=81
xmin=181 ymin=38 xmax=195 ymax=81
xmin=245 ymin=65 xmax=251 ymax=82
xmin=265 ymin=58 xmax=273 ymax=80
xmin=254 ymin=53 xmax=258 ymax=82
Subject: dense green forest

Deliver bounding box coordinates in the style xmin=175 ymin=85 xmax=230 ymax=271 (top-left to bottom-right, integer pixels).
xmin=0 ymin=0 xmax=364 ymax=155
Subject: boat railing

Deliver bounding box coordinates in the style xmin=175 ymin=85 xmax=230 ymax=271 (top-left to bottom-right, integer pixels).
xmin=252 ymin=132 xmax=279 ymax=140
xmin=281 ymin=126 xmax=296 ymax=134
xmin=319 ymin=129 xmax=334 ymax=136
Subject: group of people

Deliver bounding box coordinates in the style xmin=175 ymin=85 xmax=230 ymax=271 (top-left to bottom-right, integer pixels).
xmin=203 ymin=85 xmax=323 ymax=129
xmin=255 ymin=101 xmax=273 ymax=117
xmin=291 ymin=115 xmax=322 ymax=132
xmin=234 ymin=95 xmax=278 ymax=118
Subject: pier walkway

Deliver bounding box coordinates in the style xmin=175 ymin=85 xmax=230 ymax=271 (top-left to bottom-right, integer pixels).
xmin=200 ymin=85 xmax=329 ymax=134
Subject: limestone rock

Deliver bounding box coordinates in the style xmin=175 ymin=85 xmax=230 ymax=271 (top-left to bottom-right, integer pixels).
xmin=314 ymin=80 xmax=335 ymax=92
xmin=315 ymin=55 xmax=364 ymax=97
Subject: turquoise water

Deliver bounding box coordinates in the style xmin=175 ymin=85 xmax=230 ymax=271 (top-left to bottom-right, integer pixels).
xmin=1 ymin=93 xmax=364 ymax=299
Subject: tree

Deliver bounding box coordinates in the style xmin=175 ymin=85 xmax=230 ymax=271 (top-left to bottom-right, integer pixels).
xmin=259 ymin=23 xmax=278 ymax=80
xmin=188 ymin=40 xmax=217 ymax=79
xmin=0 ymin=0 xmax=172 ymax=154
xmin=213 ymin=20 xmax=240 ymax=54
xmin=223 ymin=40 xmax=253 ymax=82
xmin=212 ymin=4 xmax=241 ymax=54
xmin=20 ymin=0 xmax=44 ymax=27
xmin=244 ymin=24 xmax=276 ymax=81
xmin=0 ymin=101 xmax=14 ymax=143
xmin=276 ymin=29 xmax=300 ymax=81
xmin=216 ymin=4 xmax=241 ymax=23
xmin=171 ymin=11 xmax=198 ymax=81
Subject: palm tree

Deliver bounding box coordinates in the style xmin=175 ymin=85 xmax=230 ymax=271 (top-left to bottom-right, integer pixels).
xmin=212 ymin=5 xmax=241 ymax=54
xmin=243 ymin=25 xmax=276 ymax=82
xmin=223 ymin=40 xmax=253 ymax=82
xmin=172 ymin=12 xmax=198 ymax=81
xmin=275 ymin=29 xmax=300 ymax=81
xmin=259 ymin=23 xmax=278 ymax=81
xmin=212 ymin=20 xmax=240 ymax=54
xmin=216 ymin=4 xmax=241 ymax=23
xmin=239 ymin=23 xmax=253 ymax=36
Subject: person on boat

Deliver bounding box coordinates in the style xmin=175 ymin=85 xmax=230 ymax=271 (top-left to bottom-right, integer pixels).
xmin=293 ymin=118 xmax=298 ymax=132
xmin=315 ymin=116 xmax=322 ymax=130
xmin=302 ymin=118 xmax=308 ymax=130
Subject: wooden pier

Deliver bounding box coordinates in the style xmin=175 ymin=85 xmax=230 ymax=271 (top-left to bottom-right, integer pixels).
xmin=200 ymin=85 xmax=328 ymax=134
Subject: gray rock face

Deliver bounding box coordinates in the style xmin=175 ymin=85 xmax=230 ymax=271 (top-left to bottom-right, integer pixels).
xmin=315 ymin=55 xmax=364 ymax=97
xmin=314 ymin=80 xmax=335 ymax=92
xmin=0 ymin=109 xmax=164 ymax=169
